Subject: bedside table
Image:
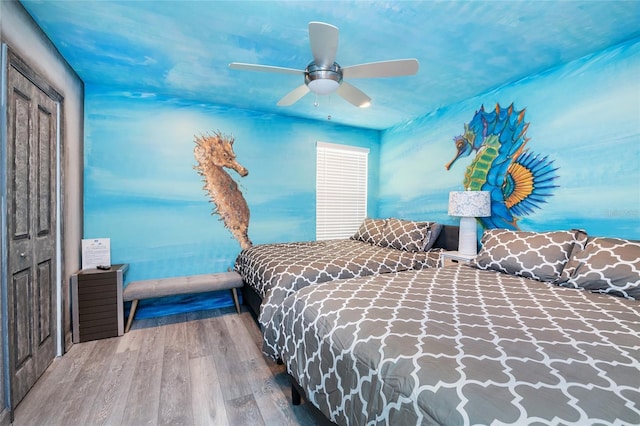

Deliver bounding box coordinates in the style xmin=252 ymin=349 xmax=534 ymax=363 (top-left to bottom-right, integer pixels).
xmin=440 ymin=251 xmax=476 ymax=267
xmin=71 ymin=264 xmax=128 ymax=342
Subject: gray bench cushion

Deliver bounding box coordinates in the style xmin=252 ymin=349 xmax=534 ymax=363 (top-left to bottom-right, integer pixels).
xmin=123 ymin=271 xmax=243 ymax=301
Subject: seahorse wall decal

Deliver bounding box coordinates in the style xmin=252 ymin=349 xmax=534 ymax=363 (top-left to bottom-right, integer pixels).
xmin=194 ymin=131 xmax=252 ymax=249
xmin=445 ymin=103 xmax=559 ymax=230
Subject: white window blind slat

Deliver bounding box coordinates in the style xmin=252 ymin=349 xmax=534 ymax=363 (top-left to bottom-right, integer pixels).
xmin=316 ymin=142 xmax=369 ymax=240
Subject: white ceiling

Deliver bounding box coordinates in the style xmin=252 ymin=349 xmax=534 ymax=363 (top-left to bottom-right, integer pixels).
xmin=21 ymin=0 xmax=640 ymax=130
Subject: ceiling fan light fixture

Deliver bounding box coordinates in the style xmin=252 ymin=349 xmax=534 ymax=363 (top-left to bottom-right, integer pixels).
xmin=305 ymin=62 xmax=342 ymax=95
xmin=308 ymin=78 xmax=340 ymax=95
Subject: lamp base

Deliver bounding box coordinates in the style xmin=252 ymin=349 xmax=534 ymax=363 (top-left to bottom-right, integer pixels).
xmin=458 ymin=217 xmax=479 ymax=256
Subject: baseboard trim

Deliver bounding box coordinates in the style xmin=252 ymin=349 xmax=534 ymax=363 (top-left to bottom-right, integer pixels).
xmin=64 ymin=330 xmax=73 ymax=353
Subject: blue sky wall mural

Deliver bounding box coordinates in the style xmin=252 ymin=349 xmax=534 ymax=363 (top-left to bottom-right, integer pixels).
xmin=379 ymin=38 xmax=640 ymax=240
xmin=84 ymin=96 xmax=380 ymax=317
xmin=85 ymin=38 xmax=639 ymax=320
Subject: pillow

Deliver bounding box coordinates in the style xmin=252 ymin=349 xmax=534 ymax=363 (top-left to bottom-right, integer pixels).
xmin=556 ymin=237 xmax=640 ymax=299
xmin=473 ymin=228 xmax=588 ymax=282
xmin=351 ymin=218 xmax=387 ymax=245
xmin=423 ymin=222 xmax=443 ymax=251
xmin=378 ymin=218 xmax=436 ymax=252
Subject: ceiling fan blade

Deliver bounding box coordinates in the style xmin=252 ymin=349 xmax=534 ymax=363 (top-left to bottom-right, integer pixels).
xmin=336 ymin=82 xmax=371 ymax=108
xmin=277 ymin=84 xmax=310 ymax=106
xmin=229 ymin=62 xmax=304 ymax=75
xmin=309 ymin=22 xmax=338 ymax=67
xmin=342 ymin=59 xmax=419 ymax=79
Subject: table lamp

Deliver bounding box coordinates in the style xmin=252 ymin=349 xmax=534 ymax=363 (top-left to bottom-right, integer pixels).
xmin=448 ymin=191 xmax=491 ymax=256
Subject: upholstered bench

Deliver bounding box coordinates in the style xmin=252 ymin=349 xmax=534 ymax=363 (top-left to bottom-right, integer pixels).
xmin=123 ymin=271 xmax=243 ymax=332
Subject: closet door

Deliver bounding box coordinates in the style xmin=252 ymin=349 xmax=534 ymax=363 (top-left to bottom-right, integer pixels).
xmin=5 ymin=56 xmax=58 ymax=408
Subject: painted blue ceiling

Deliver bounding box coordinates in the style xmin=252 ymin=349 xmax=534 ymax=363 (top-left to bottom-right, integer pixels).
xmin=21 ymin=0 xmax=640 ymax=130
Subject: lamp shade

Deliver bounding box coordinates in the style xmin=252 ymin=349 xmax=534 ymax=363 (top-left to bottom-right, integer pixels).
xmin=448 ymin=191 xmax=491 ymax=217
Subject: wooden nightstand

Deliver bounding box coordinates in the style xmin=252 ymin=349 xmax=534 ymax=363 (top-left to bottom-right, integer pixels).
xmin=71 ymin=264 xmax=128 ymax=342
xmin=440 ymin=251 xmax=476 ymax=267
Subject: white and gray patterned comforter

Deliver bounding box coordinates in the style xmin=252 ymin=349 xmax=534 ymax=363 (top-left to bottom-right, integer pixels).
xmin=234 ymin=239 xmax=441 ymax=329
xmin=266 ymin=265 xmax=640 ymax=425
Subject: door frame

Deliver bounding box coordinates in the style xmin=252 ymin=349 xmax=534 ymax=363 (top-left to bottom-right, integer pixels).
xmin=0 ymin=44 xmax=64 ymax=413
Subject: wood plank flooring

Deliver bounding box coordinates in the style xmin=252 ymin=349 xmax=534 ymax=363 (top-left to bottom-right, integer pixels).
xmin=12 ymin=306 xmax=334 ymax=426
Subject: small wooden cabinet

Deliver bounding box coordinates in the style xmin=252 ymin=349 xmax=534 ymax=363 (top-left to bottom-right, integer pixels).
xmin=71 ymin=264 xmax=128 ymax=343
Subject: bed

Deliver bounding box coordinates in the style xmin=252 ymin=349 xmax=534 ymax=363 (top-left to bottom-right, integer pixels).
xmin=265 ymin=229 xmax=640 ymax=425
xmin=235 ymin=218 xmax=458 ymax=331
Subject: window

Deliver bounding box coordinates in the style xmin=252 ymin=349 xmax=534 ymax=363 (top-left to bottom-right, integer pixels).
xmin=316 ymin=141 xmax=369 ymax=240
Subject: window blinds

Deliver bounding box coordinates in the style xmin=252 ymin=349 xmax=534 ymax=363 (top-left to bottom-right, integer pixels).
xmin=316 ymin=141 xmax=369 ymax=240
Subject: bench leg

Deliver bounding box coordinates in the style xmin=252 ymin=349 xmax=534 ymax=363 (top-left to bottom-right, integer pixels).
xmin=231 ymin=288 xmax=241 ymax=314
xmin=125 ymin=299 xmax=139 ymax=333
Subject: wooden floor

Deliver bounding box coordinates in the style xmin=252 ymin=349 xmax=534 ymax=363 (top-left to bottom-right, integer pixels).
xmin=12 ymin=306 xmax=334 ymax=426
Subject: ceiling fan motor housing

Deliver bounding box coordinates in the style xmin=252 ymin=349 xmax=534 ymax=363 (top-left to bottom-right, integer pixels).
xmin=305 ymin=62 xmax=343 ymax=94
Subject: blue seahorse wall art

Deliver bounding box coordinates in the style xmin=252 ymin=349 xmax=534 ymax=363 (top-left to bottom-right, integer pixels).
xmin=446 ymin=104 xmax=558 ymax=230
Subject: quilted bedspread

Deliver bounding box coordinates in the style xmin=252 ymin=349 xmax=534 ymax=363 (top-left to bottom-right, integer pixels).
xmin=234 ymin=239 xmax=441 ymax=330
xmin=267 ymin=265 xmax=640 ymax=425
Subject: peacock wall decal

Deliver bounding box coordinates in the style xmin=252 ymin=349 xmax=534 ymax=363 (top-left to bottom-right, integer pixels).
xmin=194 ymin=131 xmax=252 ymax=249
xmin=446 ymin=103 xmax=559 ymax=230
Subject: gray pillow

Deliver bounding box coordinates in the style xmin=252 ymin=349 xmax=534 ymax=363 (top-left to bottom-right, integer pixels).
xmin=423 ymin=222 xmax=443 ymax=251
xmin=474 ymin=228 xmax=588 ymax=282
xmin=351 ymin=218 xmax=387 ymax=245
xmin=378 ymin=218 xmax=436 ymax=252
xmin=556 ymin=237 xmax=640 ymax=299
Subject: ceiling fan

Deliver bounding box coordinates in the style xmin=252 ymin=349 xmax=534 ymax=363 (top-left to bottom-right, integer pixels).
xmin=229 ymin=21 xmax=419 ymax=108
